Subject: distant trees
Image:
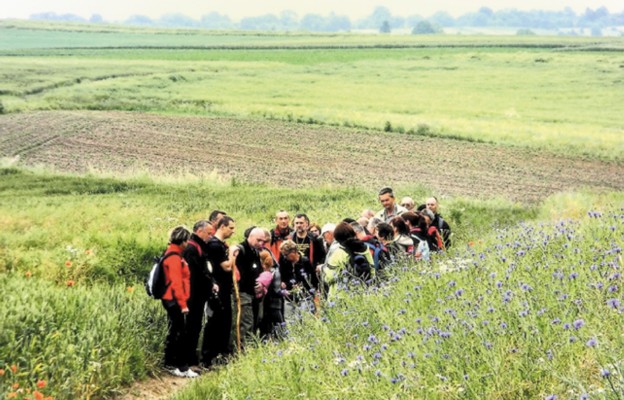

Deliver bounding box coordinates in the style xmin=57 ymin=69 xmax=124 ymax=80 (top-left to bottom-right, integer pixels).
xmin=412 ymin=21 xmax=442 ymax=35
xmin=379 ymin=21 xmax=391 ymax=33
xmin=30 ymin=12 xmax=86 ymax=22
xmin=199 ymin=12 xmax=234 ymax=29
xmin=26 ymin=6 xmax=624 ymax=35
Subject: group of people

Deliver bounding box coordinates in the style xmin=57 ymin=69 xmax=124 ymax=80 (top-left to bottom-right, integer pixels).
xmin=158 ymin=187 xmax=452 ymax=378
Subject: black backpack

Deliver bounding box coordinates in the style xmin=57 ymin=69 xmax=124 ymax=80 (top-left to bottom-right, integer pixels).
xmin=344 ymin=247 xmax=373 ymax=281
xmin=145 ymin=252 xmax=179 ymax=299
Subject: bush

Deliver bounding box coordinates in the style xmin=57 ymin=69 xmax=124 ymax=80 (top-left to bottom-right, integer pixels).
xmin=412 ymin=20 xmax=442 ymax=35
xmin=516 ymin=29 xmax=536 ymax=36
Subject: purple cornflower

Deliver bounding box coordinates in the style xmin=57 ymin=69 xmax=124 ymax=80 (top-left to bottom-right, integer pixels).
xmin=607 ymin=298 xmax=620 ymax=309
xmin=573 ymin=319 xmax=585 ymax=330
xmin=341 ymin=369 xmax=348 ymax=376
xmin=552 ymin=318 xmax=561 ymax=325
xmin=545 ymin=395 xmax=557 ymax=400
xmin=586 ymin=337 xmax=598 ymax=347
xmin=601 ymin=368 xmax=611 ymax=378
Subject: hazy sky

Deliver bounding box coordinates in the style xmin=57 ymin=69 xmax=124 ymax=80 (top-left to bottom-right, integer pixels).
xmin=1 ymin=0 xmax=621 ymax=21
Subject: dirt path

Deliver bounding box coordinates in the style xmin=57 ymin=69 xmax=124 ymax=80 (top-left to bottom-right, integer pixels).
xmin=111 ymin=373 xmax=192 ymax=400
xmin=1 ymin=111 xmax=622 ymax=202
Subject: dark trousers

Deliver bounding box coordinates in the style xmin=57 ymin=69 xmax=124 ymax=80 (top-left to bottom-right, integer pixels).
xmin=201 ymin=291 xmax=232 ymax=366
xmin=185 ymin=295 xmax=208 ymax=366
xmin=162 ymin=300 xmax=189 ymax=371
xmin=259 ymin=307 xmax=285 ymax=339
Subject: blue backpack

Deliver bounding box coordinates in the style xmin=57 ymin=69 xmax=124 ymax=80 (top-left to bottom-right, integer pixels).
xmin=344 ymin=247 xmax=373 ymax=281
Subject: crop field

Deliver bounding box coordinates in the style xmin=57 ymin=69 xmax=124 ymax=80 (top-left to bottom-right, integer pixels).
xmin=1 ymin=20 xmax=624 ymax=400
xmin=1 ymin=111 xmax=623 ymax=203
xmin=1 ymin=22 xmax=623 ymax=161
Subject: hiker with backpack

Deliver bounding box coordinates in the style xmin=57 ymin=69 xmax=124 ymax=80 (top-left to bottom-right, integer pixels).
xmin=159 ymin=226 xmax=198 ymax=378
xmin=321 ymin=221 xmax=375 ymax=299
xmin=426 ymin=197 xmax=452 ymax=249
xmin=420 ymin=208 xmax=445 ymax=253
xmin=350 ymin=221 xmax=386 ymax=272
xmin=401 ymin=211 xmax=431 ymax=261
xmin=389 ymin=216 xmax=414 ymax=255
xmin=182 ymin=220 xmax=217 ymax=371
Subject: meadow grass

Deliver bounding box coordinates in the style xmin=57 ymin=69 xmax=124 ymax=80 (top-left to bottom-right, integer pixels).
xmin=0 ymin=166 xmax=537 ymax=399
xmin=1 ymin=24 xmax=623 ymax=160
xmin=174 ymin=197 xmax=624 ymax=400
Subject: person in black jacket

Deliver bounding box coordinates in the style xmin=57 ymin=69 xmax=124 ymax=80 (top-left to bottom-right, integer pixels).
xmin=235 ymin=227 xmax=266 ymax=347
xmin=279 ymin=240 xmax=317 ymax=304
xmin=182 ymin=220 xmax=217 ymax=369
xmin=202 ymin=216 xmax=237 ymax=367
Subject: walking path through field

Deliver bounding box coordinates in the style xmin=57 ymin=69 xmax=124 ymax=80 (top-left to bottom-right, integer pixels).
xmin=1 ymin=111 xmax=622 ymax=202
xmin=112 ymin=373 xmax=192 ymax=400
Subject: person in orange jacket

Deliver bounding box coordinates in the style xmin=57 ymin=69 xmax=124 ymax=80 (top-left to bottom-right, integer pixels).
xmin=161 ymin=226 xmax=198 ymax=378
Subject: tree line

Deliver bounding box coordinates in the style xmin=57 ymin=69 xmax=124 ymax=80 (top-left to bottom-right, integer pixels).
xmin=29 ymin=6 xmax=624 ymax=35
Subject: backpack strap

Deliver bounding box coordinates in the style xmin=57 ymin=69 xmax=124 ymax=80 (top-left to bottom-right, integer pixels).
xmin=187 ymin=240 xmax=203 ymax=257
xmin=161 ymin=251 xmax=180 ymax=285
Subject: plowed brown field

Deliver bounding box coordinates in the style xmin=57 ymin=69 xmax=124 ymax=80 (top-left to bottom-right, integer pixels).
xmin=1 ymin=111 xmax=622 ymax=202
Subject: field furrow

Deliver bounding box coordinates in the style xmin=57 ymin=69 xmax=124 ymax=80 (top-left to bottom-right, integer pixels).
xmin=1 ymin=110 xmax=622 ymax=202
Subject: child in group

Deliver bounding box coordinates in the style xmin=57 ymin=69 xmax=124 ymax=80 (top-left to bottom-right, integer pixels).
xmin=256 ymin=249 xmax=286 ymax=338
xmin=256 ymin=250 xmax=275 ymax=298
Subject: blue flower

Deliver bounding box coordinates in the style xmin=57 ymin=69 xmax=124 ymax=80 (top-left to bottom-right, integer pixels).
xmin=545 ymin=395 xmax=557 ymax=400
xmin=586 ymin=337 xmax=598 ymax=347
xmin=341 ymin=369 xmax=348 ymax=376
xmin=601 ymin=368 xmax=611 ymax=378
xmin=607 ymin=298 xmax=620 ymax=309
xmin=573 ymin=319 xmax=584 ymax=330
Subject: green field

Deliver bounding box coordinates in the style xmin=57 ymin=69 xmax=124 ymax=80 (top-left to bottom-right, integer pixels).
xmin=1 ymin=20 xmax=624 ymax=400
xmin=1 ymin=21 xmax=623 ymax=160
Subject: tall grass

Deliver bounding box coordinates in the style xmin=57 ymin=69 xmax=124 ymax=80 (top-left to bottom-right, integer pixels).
xmin=0 ymin=167 xmax=538 ymax=398
xmin=175 ymin=198 xmax=624 ymax=399
xmin=0 ymin=276 xmax=165 ymax=399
